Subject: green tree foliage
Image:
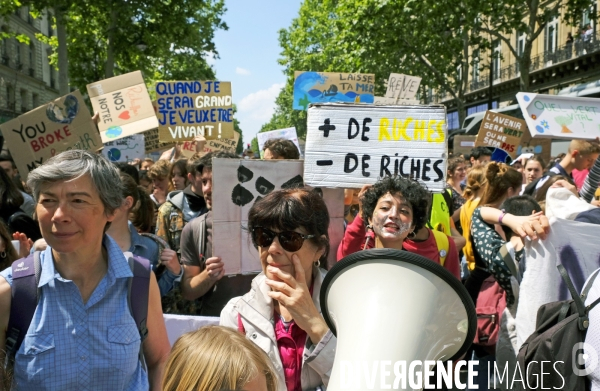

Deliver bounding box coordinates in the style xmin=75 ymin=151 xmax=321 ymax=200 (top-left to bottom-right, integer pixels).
xmin=262 ymin=0 xmax=484 ymax=134
xmin=2 ymin=0 xmax=227 ymax=94
xmin=263 ymin=0 xmax=595 ymax=132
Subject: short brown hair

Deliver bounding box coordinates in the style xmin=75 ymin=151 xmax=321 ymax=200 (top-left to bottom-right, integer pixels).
xmin=568 ymin=139 xmax=600 ymax=156
xmin=263 ymin=138 xmax=300 ymax=159
xmin=147 ymin=159 xmax=170 ymax=181
xmin=162 ymin=326 xmax=277 ymax=391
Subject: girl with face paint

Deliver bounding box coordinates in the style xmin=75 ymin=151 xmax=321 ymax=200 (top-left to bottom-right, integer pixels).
xmin=361 ymin=176 xmax=431 ymax=250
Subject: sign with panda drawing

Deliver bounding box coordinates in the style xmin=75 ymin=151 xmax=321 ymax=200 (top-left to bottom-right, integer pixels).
xmin=212 ymin=158 xmax=345 ymax=274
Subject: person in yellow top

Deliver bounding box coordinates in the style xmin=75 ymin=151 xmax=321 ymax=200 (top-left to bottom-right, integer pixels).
xmin=460 ymin=165 xmax=486 ymax=272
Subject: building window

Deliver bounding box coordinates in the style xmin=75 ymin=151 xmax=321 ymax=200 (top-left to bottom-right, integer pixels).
xmin=15 ymin=40 xmax=21 ymax=69
xmin=492 ymin=40 xmax=501 ymax=80
xmin=472 ymin=49 xmax=480 ymax=82
xmin=516 ymin=31 xmax=526 ymax=73
xmin=467 ymin=102 xmax=498 ymax=116
xmin=47 ymin=12 xmax=53 ymax=36
xmin=447 ymin=111 xmax=460 ymax=130
xmin=32 ymin=93 xmax=39 ymax=108
xmin=20 ymin=89 xmax=27 ymax=112
xmin=29 ymin=43 xmax=35 ymax=76
xmin=6 ymin=85 xmax=14 ymax=110
xmin=546 ymin=16 xmax=559 ymax=54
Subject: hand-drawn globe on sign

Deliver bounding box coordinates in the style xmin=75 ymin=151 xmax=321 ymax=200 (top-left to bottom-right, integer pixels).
xmin=105 ymin=126 xmax=123 ymax=139
xmin=107 ymin=148 xmax=121 ymax=162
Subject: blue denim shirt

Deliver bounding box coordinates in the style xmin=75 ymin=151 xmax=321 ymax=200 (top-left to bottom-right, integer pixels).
xmin=127 ymin=222 xmax=180 ymax=296
xmin=0 ymin=235 xmax=149 ymax=391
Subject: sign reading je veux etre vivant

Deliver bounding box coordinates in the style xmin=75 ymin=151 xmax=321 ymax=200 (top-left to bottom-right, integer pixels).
xmin=155 ymin=81 xmax=234 ymax=142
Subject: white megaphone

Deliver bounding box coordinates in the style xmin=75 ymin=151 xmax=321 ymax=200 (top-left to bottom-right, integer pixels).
xmin=320 ymin=249 xmax=476 ymax=391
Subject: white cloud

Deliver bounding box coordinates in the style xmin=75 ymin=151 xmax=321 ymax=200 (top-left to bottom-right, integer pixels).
xmin=235 ymin=67 xmax=251 ymax=75
xmin=236 ymin=83 xmax=285 ymax=141
xmin=238 ymin=83 xmax=284 ymax=121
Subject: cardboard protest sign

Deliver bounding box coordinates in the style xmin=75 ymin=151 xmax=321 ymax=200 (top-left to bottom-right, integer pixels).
xmin=304 ymin=103 xmax=447 ymax=192
xmin=517 ymin=92 xmax=600 ymax=139
xmin=87 ymin=71 xmax=158 ymax=143
xmin=212 ymin=158 xmax=345 ymax=274
xmin=385 ymin=74 xmax=421 ymax=100
xmin=475 ymin=111 xmax=526 ymax=159
xmin=256 ymin=127 xmax=302 ymax=158
xmin=102 ymin=134 xmax=145 ymax=162
xmin=144 ymin=128 xmax=175 ymax=154
xmin=0 ymin=90 xmax=101 ymax=179
xmin=155 ymin=81 xmax=234 ymax=142
xmin=180 ymin=131 xmax=240 ymax=158
xmin=452 ymin=135 xmax=476 ymax=156
xmin=516 ymin=130 xmax=552 ymax=164
xmin=374 ymin=96 xmax=420 ymax=105
xmin=293 ymin=71 xmax=375 ymax=110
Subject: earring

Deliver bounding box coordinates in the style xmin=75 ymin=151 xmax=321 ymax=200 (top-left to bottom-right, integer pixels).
xmin=0 ymin=251 xmax=6 ymax=258
xmin=314 ymin=259 xmax=320 ymax=267
xmin=366 ymin=224 xmax=373 ymax=230
xmin=407 ymin=231 xmax=416 ymax=239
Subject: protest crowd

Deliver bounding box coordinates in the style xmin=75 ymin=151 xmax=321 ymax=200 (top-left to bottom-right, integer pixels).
xmin=2 ymin=72 xmax=600 ymax=391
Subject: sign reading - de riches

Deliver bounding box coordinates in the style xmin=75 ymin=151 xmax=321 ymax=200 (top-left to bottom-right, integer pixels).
xmin=304 ymin=103 xmax=447 ymax=192
xmin=156 ymin=81 xmax=234 ymax=141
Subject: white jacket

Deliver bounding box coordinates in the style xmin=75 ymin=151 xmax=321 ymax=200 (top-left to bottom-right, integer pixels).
xmin=220 ymin=267 xmax=336 ymax=391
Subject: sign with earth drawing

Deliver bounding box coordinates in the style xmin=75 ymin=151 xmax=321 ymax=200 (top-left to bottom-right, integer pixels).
xmin=293 ymin=71 xmax=375 ymax=110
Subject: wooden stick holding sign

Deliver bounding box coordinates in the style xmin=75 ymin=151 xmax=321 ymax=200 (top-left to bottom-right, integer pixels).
xmin=304 ymin=103 xmax=447 ymax=192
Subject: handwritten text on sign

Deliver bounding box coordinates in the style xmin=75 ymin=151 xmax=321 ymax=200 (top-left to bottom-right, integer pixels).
xmin=0 ymin=90 xmax=101 ymax=178
xmin=87 ymin=70 xmax=158 ymax=143
xmin=475 ymin=111 xmax=526 ymax=158
xmin=156 ymin=81 xmax=234 ymax=141
xmin=304 ymin=103 xmax=447 ymax=191
xmin=516 ymin=92 xmax=600 ymax=139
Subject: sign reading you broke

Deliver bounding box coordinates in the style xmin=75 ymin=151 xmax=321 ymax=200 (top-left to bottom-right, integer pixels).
xmin=0 ymin=90 xmax=101 ymax=179
xmin=304 ymin=103 xmax=447 ymax=192
xmin=156 ymin=81 xmax=234 ymax=142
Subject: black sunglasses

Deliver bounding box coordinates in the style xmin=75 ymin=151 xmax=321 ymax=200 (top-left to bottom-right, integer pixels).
xmin=251 ymin=227 xmax=315 ymax=252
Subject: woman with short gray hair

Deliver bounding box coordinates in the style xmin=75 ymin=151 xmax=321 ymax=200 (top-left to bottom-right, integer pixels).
xmin=0 ymin=150 xmax=170 ymax=390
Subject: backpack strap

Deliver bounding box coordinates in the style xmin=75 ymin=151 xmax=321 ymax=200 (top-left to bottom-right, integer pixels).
xmin=431 ymin=229 xmax=449 ymax=267
xmin=4 ymin=252 xmax=41 ymax=370
xmin=127 ymin=255 xmax=151 ymax=369
xmin=558 ymin=264 xmax=588 ymax=330
xmin=499 ymin=243 xmax=519 ymax=282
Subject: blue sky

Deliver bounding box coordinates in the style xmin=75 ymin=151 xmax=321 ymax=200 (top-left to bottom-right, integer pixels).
xmin=209 ymin=0 xmax=301 ymax=147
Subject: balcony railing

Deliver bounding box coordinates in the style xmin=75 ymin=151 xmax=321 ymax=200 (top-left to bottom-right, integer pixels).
xmin=469 ymin=33 xmax=600 ymax=93
xmin=433 ymin=32 xmax=600 ymax=102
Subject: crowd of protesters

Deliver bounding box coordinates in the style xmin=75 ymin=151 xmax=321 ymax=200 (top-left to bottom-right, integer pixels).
xmin=1 ymin=132 xmax=600 ymax=391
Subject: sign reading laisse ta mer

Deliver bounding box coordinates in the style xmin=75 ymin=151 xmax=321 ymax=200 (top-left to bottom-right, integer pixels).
xmin=304 ymin=103 xmax=447 ymax=192
xmin=156 ymin=81 xmax=234 ymax=141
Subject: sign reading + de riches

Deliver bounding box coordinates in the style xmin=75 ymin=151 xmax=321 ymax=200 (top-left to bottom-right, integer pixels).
xmin=304 ymin=103 xmax=447 ymax=192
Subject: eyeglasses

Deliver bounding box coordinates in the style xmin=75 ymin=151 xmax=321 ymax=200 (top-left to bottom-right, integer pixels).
xmin=251 ymin=227 xmax=315 ymax=252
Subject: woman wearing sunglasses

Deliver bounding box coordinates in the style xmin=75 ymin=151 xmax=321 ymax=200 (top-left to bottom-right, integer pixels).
xmin=220 ymin=187 xmax=334 ymax=391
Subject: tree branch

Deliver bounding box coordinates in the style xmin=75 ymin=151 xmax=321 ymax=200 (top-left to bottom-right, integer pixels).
xmin=401 ymin=37 xmax=460 ymax=101
xmin=478 ymin=26 xmax=519 ymax=58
